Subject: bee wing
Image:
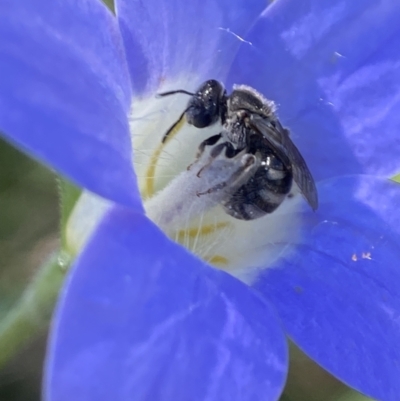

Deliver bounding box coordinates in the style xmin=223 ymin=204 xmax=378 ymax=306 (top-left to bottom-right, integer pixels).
xmin=249 ymin=114 xmax=318 ymax=210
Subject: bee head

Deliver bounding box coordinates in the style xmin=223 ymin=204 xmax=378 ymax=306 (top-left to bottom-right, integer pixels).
xmin=186 ymin=79 xmax=227 ymax=128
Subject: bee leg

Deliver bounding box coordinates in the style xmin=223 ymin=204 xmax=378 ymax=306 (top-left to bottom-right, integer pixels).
xmin=187 ymin=134 xmax=222 ymax=171
xmin=196 ymin=153 xmax=257 ymax=197
xmin=196 ymin=141 xmax=238 ymax=178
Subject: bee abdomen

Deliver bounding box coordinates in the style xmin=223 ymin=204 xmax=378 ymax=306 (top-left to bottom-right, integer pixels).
xmin=222 ymin=167 xmax=292 ymax=220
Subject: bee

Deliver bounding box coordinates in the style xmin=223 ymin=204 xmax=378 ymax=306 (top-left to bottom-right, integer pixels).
xmin=158 ymin=79 xmax=318 ymax=220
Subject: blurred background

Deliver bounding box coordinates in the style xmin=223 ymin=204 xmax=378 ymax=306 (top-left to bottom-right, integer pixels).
xmin=0 ymin=137 xmax=59 ymax=401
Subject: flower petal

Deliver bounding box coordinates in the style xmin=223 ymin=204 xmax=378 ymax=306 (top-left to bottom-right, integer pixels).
xmin=0 ymin=0 xmax=141 ymax=208
xmin=45 ymin=207 xmax=288 ymax=401
xmin=116 ymin=0 xmax=267 ymax=93
xmin=255 ymin=175 xmax=400 ymax=401
xmin=228 ymin=0 xmax=400 ymax=181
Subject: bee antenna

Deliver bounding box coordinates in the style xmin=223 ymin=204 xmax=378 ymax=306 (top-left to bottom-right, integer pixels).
xmin=157 ymin=89 xmax=195 ymax=98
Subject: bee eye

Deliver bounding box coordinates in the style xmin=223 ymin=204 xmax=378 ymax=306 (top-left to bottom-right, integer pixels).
xmin=186 ymin=107 xmax=214 ymax=128
xmin=186 ymin=95 xmax=219 ymax=128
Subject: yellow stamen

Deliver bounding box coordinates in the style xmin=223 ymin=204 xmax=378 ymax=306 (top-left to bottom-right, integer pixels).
xmin=206 ymin=255 xmax=229 ymax=267
xmin=143 ymin=115 xmax=186 ymax=199
xmin=176 ymin=222 xmax=230 ymax=242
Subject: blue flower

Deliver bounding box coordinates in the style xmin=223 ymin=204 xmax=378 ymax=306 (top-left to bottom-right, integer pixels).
xmin=1 ymin=0 xmax=400 ymax=400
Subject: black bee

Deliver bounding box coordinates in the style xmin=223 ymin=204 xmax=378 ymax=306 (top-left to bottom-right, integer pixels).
xmin=158 ymin=79 xmax=318 ymax=220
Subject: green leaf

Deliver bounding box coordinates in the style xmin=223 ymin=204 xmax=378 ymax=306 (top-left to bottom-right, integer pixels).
xmin=57 ymin=177 xmax=81 ymax=251
xmin=102 ymin=0 xmax=114 ymax=13
xmin=391 ymin=173 xmax=400 ymax=183
xmin=0 ymin=250 xmax=71 ymax=369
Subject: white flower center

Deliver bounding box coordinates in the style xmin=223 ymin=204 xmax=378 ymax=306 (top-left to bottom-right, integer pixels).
xmin=130 ymin=78 xmax=303 ymax=284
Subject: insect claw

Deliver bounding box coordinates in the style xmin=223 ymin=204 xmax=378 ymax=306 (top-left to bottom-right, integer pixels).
xmin=196 ymin=167 xmax=205 ymax=178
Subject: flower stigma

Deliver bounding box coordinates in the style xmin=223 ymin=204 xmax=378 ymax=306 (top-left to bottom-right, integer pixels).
xmin=130 ymin=78 xmax=304 ymax=284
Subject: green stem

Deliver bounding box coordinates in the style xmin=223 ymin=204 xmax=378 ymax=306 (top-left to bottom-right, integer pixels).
xmin=0 ymin=250 xmax=71 ymax=368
